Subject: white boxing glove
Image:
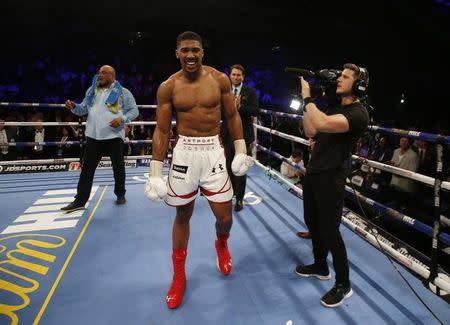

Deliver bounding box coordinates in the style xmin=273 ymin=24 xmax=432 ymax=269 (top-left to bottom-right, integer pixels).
xmin=231 ymin=139 xmax=254 ymax=176
xmin=144 ymin=160 xmax=168 ymax=202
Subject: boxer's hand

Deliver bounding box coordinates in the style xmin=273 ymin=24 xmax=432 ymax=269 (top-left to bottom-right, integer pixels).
xmin=144 ymin=160 xmax=167 ymax=201
xmin=231 ymin=139 xmax=254 ymax=176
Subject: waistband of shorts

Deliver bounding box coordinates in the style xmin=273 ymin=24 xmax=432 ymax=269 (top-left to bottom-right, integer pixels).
xmin=176 ymin=134 xmax=222 ymax=147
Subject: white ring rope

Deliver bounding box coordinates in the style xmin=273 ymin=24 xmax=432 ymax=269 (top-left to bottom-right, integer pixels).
xmin=253 ymin=159 xmax=303 ymax=197
xmin=259 ymin=109 xmax=303 ymax=120
xmin=254 ymin=123 xmax=450 ymax=192
xmin=1 ymin=121 xmax=173 ymax=127
xmin=254 ymin=124 xmax=309 ymax=146
xmin=251 ymin=156 xmax=450 ymax=295
xmin=255 ymin=144 xmax=306 ymax=173
xmin=0 ymin=155 xmax=173 ymax=165
xmin=0 ymin=102 xmax=157 ymax=109
xmin=0 ymin=156 xmax=151 ymax=165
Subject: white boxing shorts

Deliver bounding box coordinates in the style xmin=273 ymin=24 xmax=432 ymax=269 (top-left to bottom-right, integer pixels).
xmin=165 ymin=134 xmax=233 ymax=206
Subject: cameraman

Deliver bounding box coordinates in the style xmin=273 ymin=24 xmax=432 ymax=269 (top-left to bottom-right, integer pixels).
xmin=295 ymin=63 xmax=369 ymax=308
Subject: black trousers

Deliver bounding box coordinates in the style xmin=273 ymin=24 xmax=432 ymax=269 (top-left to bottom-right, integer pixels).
xmin=75 ymin=137 xmax=125 ymax=203
xmin=303 ymin=169 xmax=349 ymax=284
xmin=224 ymin=142 xmax=249 ymax=201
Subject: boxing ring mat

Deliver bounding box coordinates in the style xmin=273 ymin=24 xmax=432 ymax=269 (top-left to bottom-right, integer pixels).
xmin=0 ymin=167 xmax=448 ymax=325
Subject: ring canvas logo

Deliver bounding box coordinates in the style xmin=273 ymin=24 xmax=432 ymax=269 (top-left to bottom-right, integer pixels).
xmin=0 ymin=186 xmax=99 ymax=324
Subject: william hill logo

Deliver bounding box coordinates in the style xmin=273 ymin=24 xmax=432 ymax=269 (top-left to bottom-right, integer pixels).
xmin=0 ymin=234 xmax=67 ymax=324
xmin=0 ymin=186 xmax=99 ymax=324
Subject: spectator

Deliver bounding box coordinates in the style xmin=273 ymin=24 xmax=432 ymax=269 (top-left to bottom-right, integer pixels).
xmin=387 ymin=137 xmax=419 ymax=208
xmin=280 ymin=148 xmax=305 ymax=182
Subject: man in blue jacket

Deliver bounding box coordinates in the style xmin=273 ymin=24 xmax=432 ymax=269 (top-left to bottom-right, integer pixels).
xmin=61 ymin=65 xmax=139 ymax=211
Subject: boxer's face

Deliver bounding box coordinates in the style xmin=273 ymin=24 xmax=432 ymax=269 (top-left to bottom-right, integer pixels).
xmin=176 ymin=40 xmax=204 ymax=73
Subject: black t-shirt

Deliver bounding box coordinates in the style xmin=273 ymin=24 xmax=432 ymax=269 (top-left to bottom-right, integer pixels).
xmin=306 ymin=101 xmax=369 ymax=174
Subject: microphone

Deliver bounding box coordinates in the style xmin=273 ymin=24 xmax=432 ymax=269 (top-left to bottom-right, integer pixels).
xmin=284 ymin=67 xmax=316 ymax=78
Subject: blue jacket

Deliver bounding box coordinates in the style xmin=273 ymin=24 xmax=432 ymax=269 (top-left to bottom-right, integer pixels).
xmin=72 ymin=84 xmax=139 ymax=140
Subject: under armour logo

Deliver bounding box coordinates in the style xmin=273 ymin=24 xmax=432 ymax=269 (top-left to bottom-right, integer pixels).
xmin=212 ymin=164 xmax=224 ymax=174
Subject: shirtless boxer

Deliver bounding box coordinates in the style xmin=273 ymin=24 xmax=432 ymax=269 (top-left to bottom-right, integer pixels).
xmin=144 ymin=31 xmax=253 ymax=309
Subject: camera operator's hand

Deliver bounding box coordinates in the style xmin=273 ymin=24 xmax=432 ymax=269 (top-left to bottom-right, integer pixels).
xmin=300 ymin=77 xmax=311 ymax=98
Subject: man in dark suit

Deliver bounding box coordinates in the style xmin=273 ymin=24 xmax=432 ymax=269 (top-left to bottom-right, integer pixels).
xmin=415 ymin=139 xmax=435 ymax=177
xmin=22 ymin=117 xmax=57 ymax=159
xmin=221 ymin=64 xmax=259 ymax=211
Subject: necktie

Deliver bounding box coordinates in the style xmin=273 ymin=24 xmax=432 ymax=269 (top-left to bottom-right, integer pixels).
xmin=233 ymin=88 xmax=238 ymax=97
xmin=420 ymin=149 xmax=424 ymax=163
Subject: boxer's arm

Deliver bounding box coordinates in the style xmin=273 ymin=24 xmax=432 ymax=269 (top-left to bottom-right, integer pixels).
xmin=220 ymin=74 xmax=244 ymax=141
xmin=152 ymin=81 xmax=173 ymax=161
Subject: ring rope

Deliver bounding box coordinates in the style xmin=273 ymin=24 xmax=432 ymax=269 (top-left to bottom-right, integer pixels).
xmin=251 ymin=156 xmax=450 ymax=294
xmin=0 ymin=155 xmax=152 ymax=165
xmin=254 ymin=109 xmax=450 ymax=295
xmin=259 ymin=109 xmax=303 ymax=120
xmin=1 ymin=121 xmax=172 ymax=126
xmin=255 ymin=144 xmax=306 ymax=173
xmin=0 ymin=102 xmax=157 ymax=109
xmin=2 ymin=103 xmax=449 ymax=143
xmin=0 ymin=139 xmax=154 ymax=147
xmin=255 ymin=141 xmax=450 ymax=246
xmin=259 ymin=109 xmax=450 ymax=144
xmin=254 ymin=123 xmax=450 ymax=192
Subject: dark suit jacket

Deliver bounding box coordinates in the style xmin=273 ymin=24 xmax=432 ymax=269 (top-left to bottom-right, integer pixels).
xmin=221 ymin=85 xmax=259 ymax=148
xmin=416 ymin=147 xmax=436 ymax=177
xmin=22 ymin=127 xmax=57 ymax=158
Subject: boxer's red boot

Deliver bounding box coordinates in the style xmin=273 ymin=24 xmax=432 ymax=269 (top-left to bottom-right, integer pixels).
xmin=215 ymin=233 xmax=232 ymax=275
xmin=166 ymin=248 xmax=187 ymax=309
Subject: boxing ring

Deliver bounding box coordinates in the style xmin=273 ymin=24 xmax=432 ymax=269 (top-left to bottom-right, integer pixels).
xmin=0 ymin=102 xmax=449 ymax=325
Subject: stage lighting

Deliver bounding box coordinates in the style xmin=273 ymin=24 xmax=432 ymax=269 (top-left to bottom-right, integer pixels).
xmin=290 ymin=97 xmax=301 ymax=110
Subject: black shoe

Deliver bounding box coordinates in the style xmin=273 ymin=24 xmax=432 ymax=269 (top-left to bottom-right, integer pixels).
xmin=320 ymin=283 xmax=353 ymax=308
xmin=295 ymin=263 xmax=331 ymax=280
xmin=234 ymin=200 xmax=243 ymax=212
xmin=116 ymin=196 xmax=126 ymax=205
xmin=61 ymin=201 xmax=86 ymax=212
xmin=296 ymin=231 xmax=312 ymax=239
